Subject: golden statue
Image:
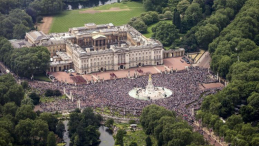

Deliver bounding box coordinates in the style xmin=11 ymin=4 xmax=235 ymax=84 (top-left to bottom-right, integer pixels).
xmin=149 ymin=74 xmax=152 ymax=81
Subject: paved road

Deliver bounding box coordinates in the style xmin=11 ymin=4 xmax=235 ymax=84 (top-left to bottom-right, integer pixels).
xmin=194 ymin=51 xmax=211 ymax=68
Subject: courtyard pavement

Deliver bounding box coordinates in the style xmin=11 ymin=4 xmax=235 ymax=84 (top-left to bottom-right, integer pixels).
xmin=50 ymin=57 xmax=190 ymax=83
xmin=50 ymin=55 xmax=222 ymax=89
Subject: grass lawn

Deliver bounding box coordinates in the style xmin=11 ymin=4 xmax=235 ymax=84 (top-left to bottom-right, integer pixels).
xmin=34 ymin=75 xmax=51 ymax=82
xmin=113 ymin=123 xmax=157 ymax=146
xmin=124 ymin=129 xmax=157 ymax=146
xmin=40 ymin=95 xmax=67 ymax=103
xmin=50 ymin=2 xmax=145 ymax=33
xmin=143 ymin=20 xmax=172 ymax=38
xmin=57 ymin=143 xmax=66 ymax=146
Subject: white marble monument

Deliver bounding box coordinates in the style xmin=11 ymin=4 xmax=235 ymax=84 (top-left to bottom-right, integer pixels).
xmin=129 ymin=74 xmax=172 ymax=100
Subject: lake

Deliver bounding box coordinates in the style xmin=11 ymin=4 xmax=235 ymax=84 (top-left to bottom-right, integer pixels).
xmin=63 ymin=121 xmax=115 ymax=146
xmin=65 ymin=0 xmax=118 ymax=10
xmin=63 ymin=120 xmax=70 ymax=146
xmin=98 ymin=126 xmax=115 ymax=146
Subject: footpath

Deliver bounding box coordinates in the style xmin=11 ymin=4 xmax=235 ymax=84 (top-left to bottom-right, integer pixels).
xmin=193 ymin=121 xmax=229 ymax=146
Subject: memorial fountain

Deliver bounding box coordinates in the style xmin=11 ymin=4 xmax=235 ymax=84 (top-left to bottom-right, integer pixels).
xmin=129 ymin=74 xmax=173 ymax=100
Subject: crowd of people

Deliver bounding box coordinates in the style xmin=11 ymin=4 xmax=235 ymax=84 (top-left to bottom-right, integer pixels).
xmin=30 ymin=66 xmax=222 ymax=120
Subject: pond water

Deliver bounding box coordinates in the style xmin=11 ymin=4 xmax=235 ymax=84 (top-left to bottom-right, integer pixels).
xmin=98 ymin=126 xmax=115 ymax=146
xmin=63 ymin=121 xmax=114 ymax=146
xmin=65 ymin=0 xmax=118 ymax=10
xmin=63 ymin=120 xmax=70 ymax=146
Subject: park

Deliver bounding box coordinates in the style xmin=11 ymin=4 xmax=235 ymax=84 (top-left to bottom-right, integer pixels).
xmin=49 ymin=2 xmax=145 ymax=33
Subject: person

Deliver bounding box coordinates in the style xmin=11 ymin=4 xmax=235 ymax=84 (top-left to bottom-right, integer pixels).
xmin=29 ymin=66 xmax=222 ymax=123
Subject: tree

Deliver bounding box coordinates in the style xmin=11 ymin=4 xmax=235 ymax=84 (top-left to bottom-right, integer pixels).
xmin=251 ymin=136 xmax=259 ymax=146
xmin=0 ymin=0 xmax=19 ymax=14
xmin=158 ymin=14 xmax=164 ymax=20
xmin=29 ymin=92 xmax=40 ymax=105
xmin=140 ymin=104 xmax=175 ymax=135
xmin=40 ymin=0 xmax=63 ymax=15
xmin=10 ymin=46 xmax=50 ymax=77
xmin=21 ymin=98 xmax=35 ymax=108
xmin=173 ymin=9 xmax=181 ymax=30
xmin=226 ymin=115 xmax=243 ymax=130
xmin=145 ymin=136 xmax=152 ymax=146
xmin=152 ymin=22 xmax=179 ymax=46
xmin=13 ymin=24 xmax=30 ymax=39
xmin=115 ymin=129 xmax=126 ymax=146
xmin=254 ymin=34 xmax=259 ymax=46
xmin=0 ymin=9 xmax=33 ymax=39
xmin=45 ymin=89 xmax=53 ymax=97
xmin=128 ymin=18 xmax=147 ymax=33
xmin=105 ymin=118 xmax=114 ymax=129
xmin=143 ymin=0 xmax=168 ymax=12
xmin=15 ymin=118 xmax=34 ymax=145
xmin=69 ymin=107 xmax=102 ymax=145
xmin=149 ymin=11 xmax=159 ymax=23
xmin=177 ymin=0 xmax=190 ymax=14
xmin=15 ymin=105 xmax=36 ymax=121
xmin=129 ymin=141 xmax=138 ymax=146
xmin=47 ymin=131 xmax=57 ymax=146
xmin=36 ymin=15 xmax=43 ymax=23
xmin=164 ymin=11 xmax=173 ymax=20
xmin=195 ymin=24 xmax=219 ymax=49
xmin=0 ymin=127 xmax=13 ymax=145
xmin=4 ymin=84 xmax=24 ymax=106
xmin=240 ymin=105 xmax=254 ymax=123
xmin=141 ymin=14 xmax=153 ymax=25
xmin=183 ymin=3 xmax=203 ymax=29
xmin=3 ymin=102 xmax=18 ymax=117
xmin=53 ymin=89 xmax=61 ymax=96
xmin=129 ymin=119 xmax=136 ymax=124
xmin=84 ymin=125 xmax=101 ymax=145
xmin=21 ymin=81 xmax=29 ymax=89
xmin=56 ymin=121 xmax=65 ymax=139
xmin=39 ymin=113 xmax=58 ymax=132
xmin=31 ymin=119 xmax=49 ymax=145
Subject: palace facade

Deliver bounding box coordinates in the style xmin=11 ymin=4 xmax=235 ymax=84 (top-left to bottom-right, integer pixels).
xmin=9 ymin=23 xmax=185 ymax=74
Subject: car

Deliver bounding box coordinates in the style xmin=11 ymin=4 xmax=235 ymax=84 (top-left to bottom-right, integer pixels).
xmin=68 ymin=69 xmax=75 ymax=73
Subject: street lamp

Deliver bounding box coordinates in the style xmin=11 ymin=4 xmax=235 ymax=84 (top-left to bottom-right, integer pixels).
xmin=235 ymin=48 xmax=239 ymax=62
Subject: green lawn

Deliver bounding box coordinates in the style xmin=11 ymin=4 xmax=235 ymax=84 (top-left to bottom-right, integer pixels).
xmin=143 ymin=20 xmax=172 ymax=38
xmin=113 ymin=123 xmax=157 ymax=146
xmin=57 ymin=143 xmax=66 ymax=146
xmin=40 ymin=95 xmax=67 ymax=103
xmin=34 ymin=75 xmax=51 ymax=82
xmin=124 ymin=130 xmax=157 ymax=146
xmin=50 ymin=2 xmax=145 ymax=33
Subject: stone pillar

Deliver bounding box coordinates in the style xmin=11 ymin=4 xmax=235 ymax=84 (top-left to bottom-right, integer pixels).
xmin=101 ymin=40 xmax=103 ymax=50
xmin=93 ymin=40 xmax=95 ymax=51
xmin=118 ymin=37 xmax=120 ymax=46
xmin=105 ymin=39 xmax=107 ymax=50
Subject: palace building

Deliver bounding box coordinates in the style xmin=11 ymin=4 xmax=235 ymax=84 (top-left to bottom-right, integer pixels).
xmin=9 ymin=23 xmax=185 ymax=74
